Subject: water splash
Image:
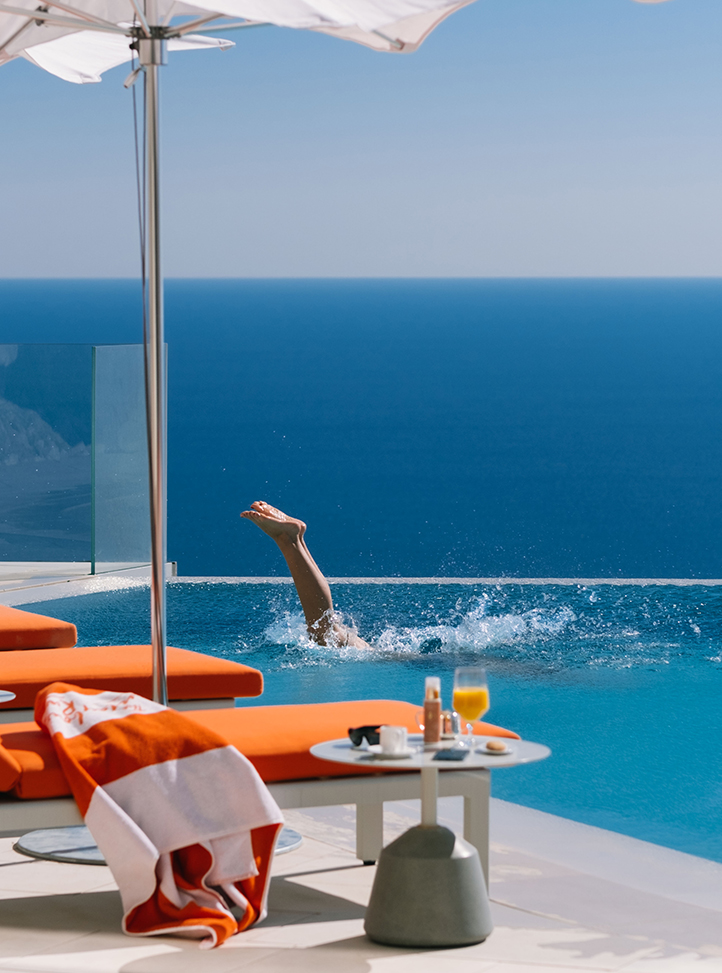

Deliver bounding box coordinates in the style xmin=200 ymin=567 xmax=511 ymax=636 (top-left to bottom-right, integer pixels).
xmin=259 ymin=585 xmax=719 ymax=672
xmin=263 ymin=609 xmax=372 ymax=667
xmin=263 ymin=598 xmax=578 ymax=665
xmin=32 ymin=578 xmax=722 ymax=675
xmin=373 ymin=601 xmax=575 ymax=655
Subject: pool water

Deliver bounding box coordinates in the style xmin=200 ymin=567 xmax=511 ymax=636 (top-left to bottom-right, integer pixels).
xmin=26 ymin=579 xmax=722 ymax=863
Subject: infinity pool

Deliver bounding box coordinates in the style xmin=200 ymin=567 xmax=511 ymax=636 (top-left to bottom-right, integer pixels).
xmin=25 ymin=578 xmax=722 ymax=863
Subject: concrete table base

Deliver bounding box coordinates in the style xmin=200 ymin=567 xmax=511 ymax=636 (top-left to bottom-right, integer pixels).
xmin=364 ymin=824 xmax=493 ymax=948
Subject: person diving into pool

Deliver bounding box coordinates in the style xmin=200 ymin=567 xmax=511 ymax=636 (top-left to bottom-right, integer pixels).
xmin=241 ymin=500 xmax=372 ymax=650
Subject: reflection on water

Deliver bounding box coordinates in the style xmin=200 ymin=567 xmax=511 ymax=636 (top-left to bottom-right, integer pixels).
xmin=0 ymin=344 xmax=91 ymax=560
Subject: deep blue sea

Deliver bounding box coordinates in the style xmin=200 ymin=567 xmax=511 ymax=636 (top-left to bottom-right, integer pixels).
xmin=3 ymin=277 xmax=722 ymax=578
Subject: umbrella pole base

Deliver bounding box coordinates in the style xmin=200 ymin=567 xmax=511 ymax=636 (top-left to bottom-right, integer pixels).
xmin=364 ymin=825 xmax=493 ymax=948
xmin=14 ymin=825 xmax=303 ymax=865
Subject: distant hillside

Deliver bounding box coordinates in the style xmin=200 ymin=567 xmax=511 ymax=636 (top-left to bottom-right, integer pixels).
xmin=0 ymin=397 xmax=87 ymax=465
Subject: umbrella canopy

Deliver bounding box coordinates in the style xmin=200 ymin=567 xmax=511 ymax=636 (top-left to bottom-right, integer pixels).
xmin=1 ymin=0 xmax=479 ymax=83
xmin=1 ymin=0 xmax=666 ymax=703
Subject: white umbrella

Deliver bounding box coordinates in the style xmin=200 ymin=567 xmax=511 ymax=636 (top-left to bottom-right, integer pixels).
xmin=0 ymin=0 xmax=665 ymax=703
xmin=0 ymin=0 xmax=484 ymax=704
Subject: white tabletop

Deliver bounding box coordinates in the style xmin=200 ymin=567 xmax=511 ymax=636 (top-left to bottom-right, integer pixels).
xmin=311 ymin=734 xmax=550 ymax=771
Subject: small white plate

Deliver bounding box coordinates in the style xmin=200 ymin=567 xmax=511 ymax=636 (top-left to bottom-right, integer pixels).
xmin=367 ymin=745 xmax=416 ymax=759
xmin=477 ymin=743 xmax=514 ymax=756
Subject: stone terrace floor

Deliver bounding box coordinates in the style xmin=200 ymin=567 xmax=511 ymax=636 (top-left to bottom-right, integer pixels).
xmin=0 ymin=797 xmax=720 ymax=973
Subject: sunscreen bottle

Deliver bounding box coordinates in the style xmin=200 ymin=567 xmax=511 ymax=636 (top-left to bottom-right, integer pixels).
xmin=423 ymin=676 xmax=441 ymax=745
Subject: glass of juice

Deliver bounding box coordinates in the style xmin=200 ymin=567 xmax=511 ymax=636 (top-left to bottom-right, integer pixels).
xmin=453 ymin=667 xmax=489 ymax=748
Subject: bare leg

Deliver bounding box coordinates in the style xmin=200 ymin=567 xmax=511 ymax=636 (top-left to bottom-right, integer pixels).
xmin=241 ymin=501 xmax=371 ymax=649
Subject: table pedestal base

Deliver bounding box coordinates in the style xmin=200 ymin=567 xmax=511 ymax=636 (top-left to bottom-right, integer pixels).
xmin=364 ymin=825 xmax=493 ymax=948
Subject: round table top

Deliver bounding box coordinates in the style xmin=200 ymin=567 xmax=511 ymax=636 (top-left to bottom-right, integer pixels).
xmin=311 ymin=734 xmax=550 ymax=771
xmin=0 ymin=691 xmax=16 ymax=704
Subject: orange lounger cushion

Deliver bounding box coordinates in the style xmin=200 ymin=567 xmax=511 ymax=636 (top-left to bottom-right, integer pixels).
xmin=190 ymin=700 xmax=520 ymax=783
xmin=0 ymin=646 xmax=263 ymax=710
xmin=0 ymin=722 xmax=68 ymax=798
xmin=0 ymin=699 xmax=519 ymax=799
xmin=0 ymin=604 xmax=77 ymax=651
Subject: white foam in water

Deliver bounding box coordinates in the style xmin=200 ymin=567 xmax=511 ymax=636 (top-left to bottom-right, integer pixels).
xmin=167 ymin=579 xmax=720 ymax=672
xmin=264 ymin=611 xmax=315 ymax=650
xmin=264 ymin=597 xmax=577 ymax=658
xmin=258 ymin=589 xmax=715 ymax=671
xmin=374 ymin=600 xmax=575 ymax=654
xmin=263 ymin=609 xmax=369 ymax=663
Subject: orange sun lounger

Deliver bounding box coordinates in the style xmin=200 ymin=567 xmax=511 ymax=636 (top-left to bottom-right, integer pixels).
xmin=0 ymin=699 xmax=518 ymax=873
xmin=0 ymin=604 xmax=77 ymax=651
xmin=0 ymin=605 xmax=263 ymax=718
xmin=0 ymin=699 xmax=518 ymax=798
xmin=0 ymin=645 xmax=263 ymax=716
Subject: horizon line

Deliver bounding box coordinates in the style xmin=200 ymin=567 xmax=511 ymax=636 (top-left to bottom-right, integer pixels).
xmin=172 ymin=577 xmax=722 ymax=586
xmin=1 ymin=275 xmax=722 ymax=283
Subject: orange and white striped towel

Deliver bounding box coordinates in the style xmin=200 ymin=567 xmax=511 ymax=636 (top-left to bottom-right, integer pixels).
xmin=35 ymin=682 xmax=284 ymax=948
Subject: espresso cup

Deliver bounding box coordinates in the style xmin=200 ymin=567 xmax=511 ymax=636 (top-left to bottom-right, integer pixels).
xmin=379 ymin=725 xmax=408 ymax=754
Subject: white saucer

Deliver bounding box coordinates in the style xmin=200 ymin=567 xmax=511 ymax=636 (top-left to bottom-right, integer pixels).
xmin=477 ymin=743 xmax=514 ymax=756
xmin=367 ymin=745 xmax=416 ymax=760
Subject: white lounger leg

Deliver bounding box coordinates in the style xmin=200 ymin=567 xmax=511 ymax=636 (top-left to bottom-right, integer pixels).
xmin=356 ymin=801 xmax=384 ymax=864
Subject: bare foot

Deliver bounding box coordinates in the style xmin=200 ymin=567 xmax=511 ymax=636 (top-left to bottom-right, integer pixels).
xmin=241 ymin=500 xmax=306 ymax=545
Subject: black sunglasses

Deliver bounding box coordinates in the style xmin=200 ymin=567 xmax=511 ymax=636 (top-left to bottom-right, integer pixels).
xmin=348 ymin=725 xmax=381 ymax=747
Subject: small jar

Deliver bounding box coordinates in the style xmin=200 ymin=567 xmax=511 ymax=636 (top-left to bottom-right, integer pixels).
xmin=441 ymin=710 xmax=461 ymax=739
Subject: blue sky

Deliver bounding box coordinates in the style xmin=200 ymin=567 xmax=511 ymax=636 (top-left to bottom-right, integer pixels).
xmin=0 ymin=0 xmax=719 ymax=277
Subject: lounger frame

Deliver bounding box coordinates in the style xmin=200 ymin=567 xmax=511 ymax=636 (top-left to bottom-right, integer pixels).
xmin=0 ymin=770 xmax=491 ymax=883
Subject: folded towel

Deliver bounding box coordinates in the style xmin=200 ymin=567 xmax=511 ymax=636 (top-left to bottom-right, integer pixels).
xmin=35 ymin=682 xmax=284 ymax=948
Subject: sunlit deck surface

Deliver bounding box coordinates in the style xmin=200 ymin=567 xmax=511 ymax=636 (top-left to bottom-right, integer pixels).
xmin=0 ymin=797 xmax=718 ymax=973
xmin=0 ymin=564 xmax=162 ymax=607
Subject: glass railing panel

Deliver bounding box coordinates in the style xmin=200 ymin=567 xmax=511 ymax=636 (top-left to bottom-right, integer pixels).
xmin=0 ymin=343 xmax=152 ymax=573
xmin=91 ymin=344 xmax=151 ymax=571
xmin=0 ymin=343 xmax=92 ymax=562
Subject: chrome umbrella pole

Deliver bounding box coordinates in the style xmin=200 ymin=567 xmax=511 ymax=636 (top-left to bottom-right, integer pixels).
xmin=139 ymin=25 xmax=168 ymax=706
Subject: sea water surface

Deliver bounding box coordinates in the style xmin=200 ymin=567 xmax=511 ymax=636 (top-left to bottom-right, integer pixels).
xmin=25 ymin=578 xmax=722 ymax=864
xmin=3 ymin=278 xmax=722 ymax=578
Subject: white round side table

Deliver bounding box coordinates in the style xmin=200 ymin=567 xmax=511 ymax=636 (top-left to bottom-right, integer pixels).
xmin=311 ymin=734 xmax=550 ymax=948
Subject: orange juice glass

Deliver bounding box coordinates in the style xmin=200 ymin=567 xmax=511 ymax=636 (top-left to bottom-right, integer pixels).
xmin=453 ymin=667 xmax=489 ymax=747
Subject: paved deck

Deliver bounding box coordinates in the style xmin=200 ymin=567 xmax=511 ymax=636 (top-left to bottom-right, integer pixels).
xmin=0 ymin=797 xmax=719 ymax=973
